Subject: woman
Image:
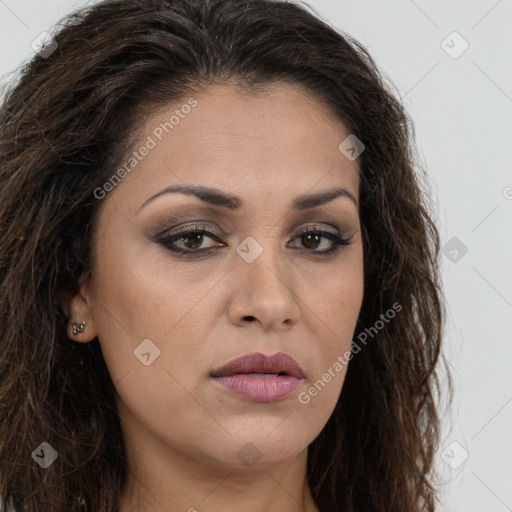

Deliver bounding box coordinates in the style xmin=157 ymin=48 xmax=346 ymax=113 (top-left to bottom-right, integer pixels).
xmin=0 ymin=0 xmax=451 ymax=510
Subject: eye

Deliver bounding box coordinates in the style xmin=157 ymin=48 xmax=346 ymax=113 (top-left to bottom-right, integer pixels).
xmin=155 ymin=223 xmax=353 ymax=258
xmin=156 ymin=224 xmax=225 ymax=256
xmin=289 ymin=226 xmax=352 ymax=256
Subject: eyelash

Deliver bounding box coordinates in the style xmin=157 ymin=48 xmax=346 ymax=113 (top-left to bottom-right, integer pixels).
xmin=155 ymin=223 xmax=353 ymax=259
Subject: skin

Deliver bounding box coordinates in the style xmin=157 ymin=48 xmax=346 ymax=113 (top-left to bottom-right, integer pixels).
xmin=62 ymin=82 xmax=364 ymax=512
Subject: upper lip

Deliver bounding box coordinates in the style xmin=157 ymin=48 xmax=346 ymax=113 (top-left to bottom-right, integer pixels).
xmin=210 ymin=352 xmax=305 ymax=379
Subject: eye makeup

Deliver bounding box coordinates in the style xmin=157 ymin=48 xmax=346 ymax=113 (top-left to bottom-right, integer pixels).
xmin=147 ymin=212 xmax=355 ymax=260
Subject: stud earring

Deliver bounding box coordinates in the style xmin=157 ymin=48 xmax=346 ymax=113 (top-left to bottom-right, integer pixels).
xmin=73 ymin=321 xmax=86 ymax=335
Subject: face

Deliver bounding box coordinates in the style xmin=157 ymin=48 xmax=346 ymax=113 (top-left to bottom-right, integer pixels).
xmin=66 ymin=82 xmax=364 ymax=471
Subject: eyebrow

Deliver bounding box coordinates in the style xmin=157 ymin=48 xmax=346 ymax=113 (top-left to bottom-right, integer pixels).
xmin=137 ymin=184 xmax=358 ymax=213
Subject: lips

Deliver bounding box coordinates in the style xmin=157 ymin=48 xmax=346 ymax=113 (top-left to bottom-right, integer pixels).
xmin=210 ymin=352 xmax=305 ymax=379
xmin=210 ymin=352 xmax=305 ymax=403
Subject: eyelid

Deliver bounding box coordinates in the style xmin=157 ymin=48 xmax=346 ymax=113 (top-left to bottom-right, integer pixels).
xmin=291 ymin=222 xmax=342 ymax=237
xmin=153 ymin=221 xmax=223 ymax=239
xmin=151 ymin=220 xmax=348 ymax=243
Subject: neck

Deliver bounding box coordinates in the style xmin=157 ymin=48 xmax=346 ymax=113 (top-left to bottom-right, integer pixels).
xmin=118 ymin=435 xmax=320 ymax=512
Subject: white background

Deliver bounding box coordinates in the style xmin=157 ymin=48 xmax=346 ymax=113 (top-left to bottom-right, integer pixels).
xmin=1 ymin=1 xmax=511 ymax=510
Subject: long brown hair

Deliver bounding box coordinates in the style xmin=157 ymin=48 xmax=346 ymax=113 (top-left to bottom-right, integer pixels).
xmin=0 ymin=0 xmax=452 ymax=510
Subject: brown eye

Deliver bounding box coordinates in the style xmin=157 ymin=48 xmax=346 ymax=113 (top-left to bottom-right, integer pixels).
xmin=158 ymin=227 xmax=225 ymax=255
xmin=289 ymin=227 xmax=352 ymax=255
xmin=301 ymin=232 xmax=322 ymax=250
xmin=156 ymin=223 xmax=352 ymax=259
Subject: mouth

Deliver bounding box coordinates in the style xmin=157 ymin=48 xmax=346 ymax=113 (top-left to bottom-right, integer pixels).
xmin=210 ymin=352 xmax=305 ymax=403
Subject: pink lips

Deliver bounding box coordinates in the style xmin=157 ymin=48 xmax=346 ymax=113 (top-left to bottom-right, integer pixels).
xmin=210 ymin=352 xmax=305 ymax=403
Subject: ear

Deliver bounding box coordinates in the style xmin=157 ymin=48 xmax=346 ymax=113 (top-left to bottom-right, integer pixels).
xmin=61 ymin=273 xmax=97 ymax=343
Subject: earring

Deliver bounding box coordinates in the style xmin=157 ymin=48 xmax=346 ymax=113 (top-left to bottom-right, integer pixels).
xmin=73 ymin=321 xmax=86 ymax=335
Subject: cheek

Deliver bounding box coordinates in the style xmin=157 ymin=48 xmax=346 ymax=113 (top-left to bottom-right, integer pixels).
xmin=310 ymin=255 xmax=364 ymax=347
xmin=90 ymin=236 xmax=212 ymax=343
xmin=295 ymin=282 xmax=361 ymax=430
xmin=89 ymin=250 xmax=215 ymax=448
xmin=89 ymin=244 xmax=224 ymax=420
xmin=305 ymin=260 xmax=363 ymax=394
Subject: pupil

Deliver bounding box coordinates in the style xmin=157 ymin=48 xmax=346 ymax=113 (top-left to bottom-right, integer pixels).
xmin=184 ymin=233 xmax=202 ymax=249
xmin=303 ymin=233 xmax=320 ymax=249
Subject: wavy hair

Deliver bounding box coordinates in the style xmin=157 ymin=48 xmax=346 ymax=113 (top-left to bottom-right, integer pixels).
xmin=0 ymin=0 xmax=452 ymax=510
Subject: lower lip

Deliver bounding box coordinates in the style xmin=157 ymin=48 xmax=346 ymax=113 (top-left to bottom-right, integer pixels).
xmin=211 ymin=374 xmax=303 ymax=403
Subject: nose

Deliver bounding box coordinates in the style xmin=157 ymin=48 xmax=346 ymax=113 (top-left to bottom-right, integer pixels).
xmin=226 ymin=240 xmax=301 ymax=331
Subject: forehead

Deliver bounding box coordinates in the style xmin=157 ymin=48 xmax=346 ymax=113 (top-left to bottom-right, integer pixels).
xmin=142 ymin=81 xmax=353 ymax=157
xmin=103 ymin=81 xmax=360 ymax=214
